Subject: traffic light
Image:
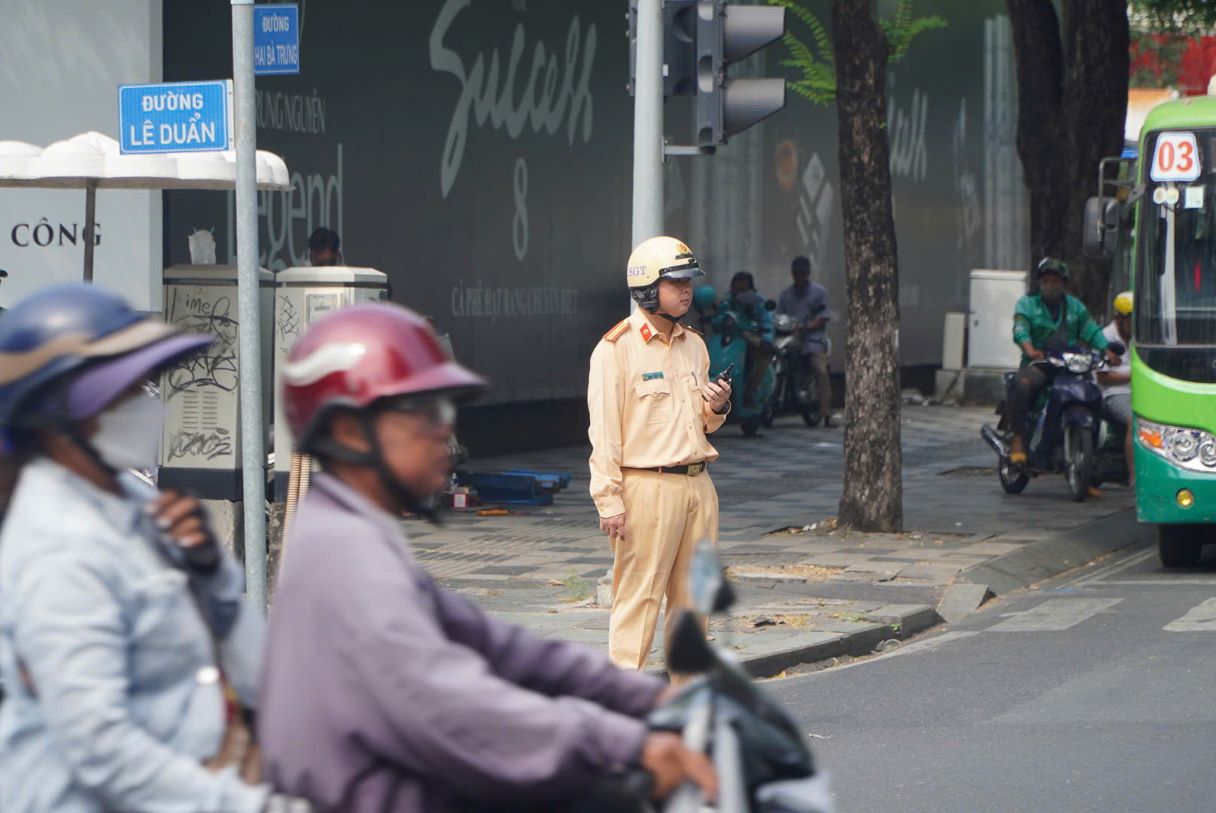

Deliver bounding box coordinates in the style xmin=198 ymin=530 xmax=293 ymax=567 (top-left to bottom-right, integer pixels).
xmin=628 ymin=0 xmax=697 ymax=97
xmin=628 ymin=0 xmax=786 ymax=150
xmin=696 ymin=2 xmax=786 ymax=147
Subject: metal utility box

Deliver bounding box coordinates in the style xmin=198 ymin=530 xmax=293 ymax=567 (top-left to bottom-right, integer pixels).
xmin=967 ymin=269 xmax=1028 ymax=369
xmin=159 ymin=264 xmax=274 ymax=500
xmin=273 ymin=266 xmax=389 ymax=499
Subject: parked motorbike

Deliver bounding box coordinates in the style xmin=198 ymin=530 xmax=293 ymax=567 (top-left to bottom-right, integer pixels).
xmin=980 ymin=342 xmax=1125 ymax=502
xmin=700 ymin=288 xmax=777 ymax=437
xmin=769 ymin=309 xmax=829 ymax=428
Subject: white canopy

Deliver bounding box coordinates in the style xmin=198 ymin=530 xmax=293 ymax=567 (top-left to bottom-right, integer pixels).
xmin=0 ymin=131 xmax=290 ymax=280
xmin=0 ymin=130 xmax=290 ymax=190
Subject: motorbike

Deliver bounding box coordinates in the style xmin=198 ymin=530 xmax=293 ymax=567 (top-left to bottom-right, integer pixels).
xmin=981 ymin=342 xmax=1125 ymax=502
xmin=501 ymin=542 xmax=835 ymax=813
xmin=634 ymin=542 xmax=834 ymax=813
xmin=769 ymin=309 xmax=829 ymax=428
xmin=703 ymin=291 xmax=778 ymax=437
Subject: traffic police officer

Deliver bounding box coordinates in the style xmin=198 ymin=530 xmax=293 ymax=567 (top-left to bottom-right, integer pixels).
xmin=588 ymin=236 xmax=731 ymax=669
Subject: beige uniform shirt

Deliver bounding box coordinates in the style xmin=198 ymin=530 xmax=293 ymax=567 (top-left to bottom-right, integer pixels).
xmin=588 ymin=309 xmax=728 ymax=517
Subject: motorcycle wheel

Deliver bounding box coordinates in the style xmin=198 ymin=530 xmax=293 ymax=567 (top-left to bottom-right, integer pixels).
xmin=1065 ymin=425 xmax=1094 ymax=502
xmin=742 ymin=415 xmax=763 ymax=436
xmin=998 ymin=459 xmax=1029 ymax=494
xmin=802 ymin=409 xmax=821 ymax=427
xmin=762 ymin=401 xmax=776 ymax=428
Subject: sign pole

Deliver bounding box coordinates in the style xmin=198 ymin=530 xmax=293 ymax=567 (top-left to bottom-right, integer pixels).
xmin=82 ymin=180 xmax=96 ymax=282
xmin=631 ymin=0 xmax=664 ymax=252
xmin=231 ymin=0 xmax=268 ymax=609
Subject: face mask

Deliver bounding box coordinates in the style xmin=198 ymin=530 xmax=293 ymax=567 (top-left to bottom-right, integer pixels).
xmin=91 ymin=389 xmax=165 ymax=471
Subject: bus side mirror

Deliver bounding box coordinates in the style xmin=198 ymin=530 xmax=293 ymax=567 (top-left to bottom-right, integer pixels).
xmin=1083 ymin=196 xmax=1120 ymax=260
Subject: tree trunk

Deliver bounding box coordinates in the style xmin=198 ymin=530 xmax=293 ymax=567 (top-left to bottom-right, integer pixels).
xmin=1062 ymin=0 xmax=1129 ymax=314
xmin=831 ymin=0 xmax=902 ymax=533
xmin=1007 ymin=0 xmax=1129 ymax=311
xmin=1006 ymin=0 xmax=1067 ymax=278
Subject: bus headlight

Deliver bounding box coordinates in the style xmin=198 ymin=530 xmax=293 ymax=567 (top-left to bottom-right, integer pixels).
xmin=1139 ymin=419 xmax=1216 ymax=473
xmin=1169 ymin=431 xmax=1199 ymax=462
xmin=1201 ymin=439 xmax=1216 ymax=468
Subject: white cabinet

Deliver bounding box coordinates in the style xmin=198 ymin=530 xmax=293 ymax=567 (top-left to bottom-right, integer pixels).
xmin=967 ymin=269 xmax=1027 ymax=369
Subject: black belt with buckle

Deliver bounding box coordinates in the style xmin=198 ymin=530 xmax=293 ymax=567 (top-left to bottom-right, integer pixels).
xmin=628 ymin=462 xmax=708 ymax=476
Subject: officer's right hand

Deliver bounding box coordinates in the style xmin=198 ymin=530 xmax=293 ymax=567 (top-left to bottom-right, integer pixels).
xmin=640 ymin=732 xmax=718 ymax=802
xmin=1025 ymin=347 xmax=1045 ymax=361
xmin=600 ymin=513 xmax=626 ymax=541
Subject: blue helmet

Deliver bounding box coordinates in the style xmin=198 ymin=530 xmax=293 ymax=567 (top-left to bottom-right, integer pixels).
xmin=0 ymin=284 xmax=210 ymax=434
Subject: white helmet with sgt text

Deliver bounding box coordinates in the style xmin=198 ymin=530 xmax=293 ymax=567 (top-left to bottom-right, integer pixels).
xmin=627 ymin=235 xmax=706 ymax=313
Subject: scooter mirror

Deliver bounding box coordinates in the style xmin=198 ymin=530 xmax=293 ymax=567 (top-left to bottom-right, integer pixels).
xmin=666 ymin=609 xmax=715 ymax=674
xmin=765 ymin=299 xmax=777 ymax=311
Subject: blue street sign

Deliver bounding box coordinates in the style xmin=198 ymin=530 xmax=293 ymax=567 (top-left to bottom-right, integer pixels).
xmin=254 ymin=4 xmax=301 ymax=76
xmin=118 ymin=80 xmax=232 ymax=154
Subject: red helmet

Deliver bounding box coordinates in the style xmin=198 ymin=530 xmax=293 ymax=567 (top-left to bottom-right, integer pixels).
xmin=281 ymin=303 xmax=485 ymax=450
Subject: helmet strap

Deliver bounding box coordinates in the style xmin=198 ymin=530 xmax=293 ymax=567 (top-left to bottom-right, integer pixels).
xmin=361 ymin=411 xmax=442 ymax=524
xmin=28 ymin=384 xmax=119 ymax=481
xmin=314 ymin=411 xmax=442 ymax=524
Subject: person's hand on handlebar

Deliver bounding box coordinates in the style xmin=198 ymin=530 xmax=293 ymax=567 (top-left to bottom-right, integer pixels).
xmin=1104 ymin=348 xmax=1121 ymax=367
xmin=1022 ymin=341 xmax=1044 ymax=362
xmin=640 ymin=732 xmax=718 ymax=802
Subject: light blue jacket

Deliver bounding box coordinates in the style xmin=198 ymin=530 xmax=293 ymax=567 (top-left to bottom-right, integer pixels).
xmin=0 ymin=458 xmax=268 ymax=813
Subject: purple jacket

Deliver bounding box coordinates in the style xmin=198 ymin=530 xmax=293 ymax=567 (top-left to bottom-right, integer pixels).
xmin=260 ymin=474 xmax=664 ymax=812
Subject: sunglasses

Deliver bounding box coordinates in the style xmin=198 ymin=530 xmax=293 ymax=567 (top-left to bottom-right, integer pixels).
xmin=379 ymin=395 xmax=457 ymax=429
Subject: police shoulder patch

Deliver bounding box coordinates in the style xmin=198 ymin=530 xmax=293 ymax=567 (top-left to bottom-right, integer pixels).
xmin=682 ymin=322 xmax=703 ymax=337
xmin=603 ymin=319 xmax=631 ymax=342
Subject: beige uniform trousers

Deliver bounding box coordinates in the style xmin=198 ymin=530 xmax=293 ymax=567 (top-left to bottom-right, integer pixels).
xmin=608 ymin=468 xmax=719 ymax=669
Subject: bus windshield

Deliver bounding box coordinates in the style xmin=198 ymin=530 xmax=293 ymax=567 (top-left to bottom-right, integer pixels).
xmin=1137 ymin=129 xmax=1216 ymax=351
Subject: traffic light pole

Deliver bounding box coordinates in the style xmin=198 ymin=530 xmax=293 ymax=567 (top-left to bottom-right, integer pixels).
xmin=631 ymin=0 xmax=664 ymax=248
xmin=231 ymin=0 xmax=268 ymax=610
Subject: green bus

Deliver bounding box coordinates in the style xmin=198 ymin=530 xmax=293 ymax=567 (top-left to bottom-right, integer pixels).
xmin=1089 ymin=96 xmax=1216 ymax=566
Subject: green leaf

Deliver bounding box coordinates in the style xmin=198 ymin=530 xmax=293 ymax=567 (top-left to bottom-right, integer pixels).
xmin=768 ymin=0 xmax=946 ymax=106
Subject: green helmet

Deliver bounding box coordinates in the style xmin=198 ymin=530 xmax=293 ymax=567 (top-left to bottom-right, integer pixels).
xmin=692 ymin=284 xmax=718 ymax=312
xmin=1036 ymin=257 xmax=1069 ymax=279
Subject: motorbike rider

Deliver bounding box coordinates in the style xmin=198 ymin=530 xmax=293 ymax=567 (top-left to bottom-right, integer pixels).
xmin=260 ymin=302 xmax=717 ymax=811
xmin=1008 ymin=258 xmax=1117 ymax=464
xmin=1096 ymin=291 xmax=1134 ymax=486
xmin=0 ymin=284 xmax=268 ymax=813
xmin=776 ymin=256 xmax=833 ymax=428
xmin=725 ymin=271 xmax=775 ymax=410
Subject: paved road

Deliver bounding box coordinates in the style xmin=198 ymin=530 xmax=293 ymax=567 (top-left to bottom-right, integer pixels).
xmin=771 ymin=535 xmax=1216 ymax=812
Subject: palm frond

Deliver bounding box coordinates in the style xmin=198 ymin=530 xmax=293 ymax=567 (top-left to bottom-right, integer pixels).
xmin=768 ymin=0 xmax=835 ymax=106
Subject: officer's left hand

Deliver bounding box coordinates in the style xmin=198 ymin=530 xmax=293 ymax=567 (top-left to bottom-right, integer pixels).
xmin=150 ymin=490 xmax=221 ymax=574
xmin=1104 ymin=348 xmax=1122 ymax=367
xmin=704 ymin=379 xmax=731 ymax=413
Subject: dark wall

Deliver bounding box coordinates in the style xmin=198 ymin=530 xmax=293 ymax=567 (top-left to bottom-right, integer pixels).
xmin=163 ymin=0 xmax=1021 ymax=454
xmin=165 ymin=0 xmax=632 ymax=408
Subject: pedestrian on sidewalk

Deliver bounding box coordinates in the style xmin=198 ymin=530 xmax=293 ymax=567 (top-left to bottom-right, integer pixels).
xmin=0 ymin=284 xmax=269 ymax=813
xmin=307 ymin=227 xmax=343 ymax=267
xmin=588 ymin=236 xmax=732 ymax=670
xmin=262 ymin=302 xmax=716 ymax=811
xmin=776 ymin=255 xmax=834 ymax=427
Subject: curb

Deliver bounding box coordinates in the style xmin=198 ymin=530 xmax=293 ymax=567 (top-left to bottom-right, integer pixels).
xmin=732 ymin=510 xmax=1148 ymax=678
xmin=737 ymin=604 xmax=939 ymax=679
xmin=958 ymin=507 xmax=1148 ymax=596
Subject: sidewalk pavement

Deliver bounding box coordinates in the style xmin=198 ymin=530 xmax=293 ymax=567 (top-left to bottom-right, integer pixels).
xmin=405 ymin=405 xmax=1143 ymax=675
